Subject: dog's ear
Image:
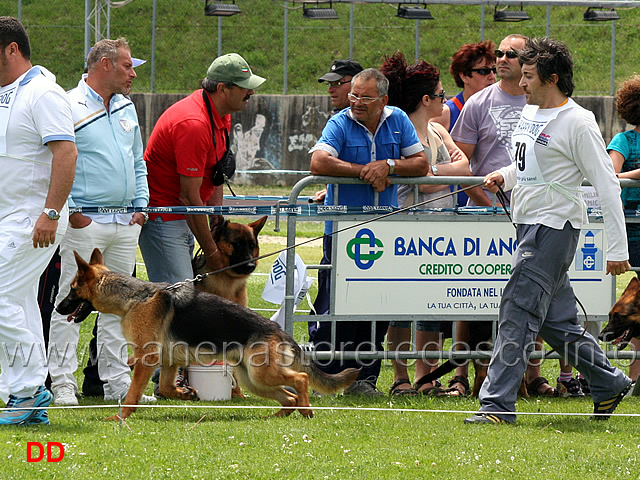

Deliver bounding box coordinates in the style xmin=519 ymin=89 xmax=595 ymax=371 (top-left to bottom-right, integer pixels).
xmin=74 ymin=250 xmax=91 ymax=274
xmin=249 ymin=216 xmax=268 ymax=236
xmin=89 ymin=248 xmax=105 ymax=266
xmin=209 ymin=215 xmax=224 ymax=238
xmin=629 ymin=276 xmax=640 ymax=292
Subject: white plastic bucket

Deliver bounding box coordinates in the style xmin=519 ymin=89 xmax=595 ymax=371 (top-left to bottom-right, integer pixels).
xmin=187 ymin=363 xmax=235 ymax=401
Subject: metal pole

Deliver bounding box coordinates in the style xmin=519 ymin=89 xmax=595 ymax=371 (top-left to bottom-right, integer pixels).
xmin=18 ymin=0 xmax=22 ymax=21
xmin=415 ymin=19 xmax=420 ymax=61
xmin=480 ymin=5 xmax=485 ymax=41
xmin=151 ymin=0 xmax=157 ymax=92
xmin=95 ymin=1 xmax=101 ymax=42
xmin=610 ymin=19 xmax=616 ymax=95
xmin=349 ymin=3 xmax=354 ymax=59
xmin=284 ymin=1 xmax=288 ymax=95
xmin=84 ymin=0 xmax=91 ymax=59
xmin=546 ymin=5 xmax=550 ymax=36
xmin=107 ymin=1 xmax=111 ymax=38
xmin=218 ymin=17 xmax=222 ymax=57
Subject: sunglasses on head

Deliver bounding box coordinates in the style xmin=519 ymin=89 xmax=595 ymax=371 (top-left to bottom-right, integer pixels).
xmin=495 ymin=49 xmax=518 ymax=59
xmin=470 ymin=67 xmax=497 ymax=76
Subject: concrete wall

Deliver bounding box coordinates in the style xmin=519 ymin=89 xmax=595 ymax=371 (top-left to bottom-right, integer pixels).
xmin=130 ymin=93 xmax=628 ymax=186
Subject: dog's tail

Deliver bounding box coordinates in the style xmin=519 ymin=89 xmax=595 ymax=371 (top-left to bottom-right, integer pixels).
xmin=293 ymin=349 xmax=360 ymax=394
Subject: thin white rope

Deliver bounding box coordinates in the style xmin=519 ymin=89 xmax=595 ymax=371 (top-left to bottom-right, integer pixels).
xmin=8 ymin=403 xmax=640 ymax=418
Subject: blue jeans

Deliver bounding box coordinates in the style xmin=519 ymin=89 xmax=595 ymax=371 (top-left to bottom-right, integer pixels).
xmin=139 ymin=217 xmax=195 ymax=283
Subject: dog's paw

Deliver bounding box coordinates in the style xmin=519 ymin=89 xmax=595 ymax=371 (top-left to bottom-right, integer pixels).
xmin=177 ymin=386 xmax=198 ymax=400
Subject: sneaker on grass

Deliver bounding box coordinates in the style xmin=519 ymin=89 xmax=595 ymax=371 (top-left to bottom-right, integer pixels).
xmin=52 ymin=384 xmax=79 ymax=406
xmin=0 ymin=386 xmax=52 ymax=426
xmin=464 ymin=413 xmax=515 ymax=425
xmin=577 ymin=376 xmax=591 ymax=396
xmin=591 ymin=382 xmax=632 ymax=420
xmin=556 ymin=376 xmax=584 ymax=398
xmin=104 ymin=392 xmax=157 ymax=404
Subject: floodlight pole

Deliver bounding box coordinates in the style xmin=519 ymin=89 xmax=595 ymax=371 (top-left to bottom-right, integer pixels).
xmin=218 ymin=17 xmax=223 ymax=57
xmin=284 ymin=1 xmax=289 ymax=95
xmin=151 ymin=0 xmax=157 ymax=92
xmin=415 ymin=19 xmax=420 ymax=61
xmin=546 ymin=6 xmax=550 ymax=36
xmin=610 ymin=19 xmax=616 ymax=95
xmin=349 ymin=4 xmax=354 ymax=59
xmin=480 ymin=5 xmax=485 ymax=40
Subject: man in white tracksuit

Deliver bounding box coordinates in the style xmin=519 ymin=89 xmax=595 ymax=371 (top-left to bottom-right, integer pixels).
xmin=465 ymin=37 xmax=632 ymax=425
xmin=0 ymin=17 xmax=77 ymax=426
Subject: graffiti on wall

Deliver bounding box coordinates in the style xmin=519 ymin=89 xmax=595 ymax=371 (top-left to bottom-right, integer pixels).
xmin=287 ymin=105 xmax=330 ymax=153
xmin=232 ymin=114 xmax=275 ymax=171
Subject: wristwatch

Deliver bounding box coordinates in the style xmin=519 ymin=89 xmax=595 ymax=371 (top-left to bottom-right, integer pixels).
xmin=386 ymin=158 xmax=395 ymax=175
xmin=140 ymin=212 xmax=149 ymax=224
xmin=431 ymin=164 xmax=439 ymax=176
xmin=42 ymin=208 xmax=60 ymax=220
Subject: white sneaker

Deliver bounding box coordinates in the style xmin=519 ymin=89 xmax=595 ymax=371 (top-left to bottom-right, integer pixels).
xmin=140 ymin=394 xmax=157 ymax=404
xmin=52 ymin=384 xmax=79 ymax=406
xmin=104 ymin=391 xmax=157 ymax=404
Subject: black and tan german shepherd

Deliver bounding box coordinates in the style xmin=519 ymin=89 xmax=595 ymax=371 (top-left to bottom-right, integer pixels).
xmin=192 ymin=215 xmax=268 ymax=307
xmin=192 ymin=215 xmax=268 ymax=397
xmin=600 ymin=276 xmax=640 ymax=348
xmin=56 ymin=248 xmax=359 ymax=421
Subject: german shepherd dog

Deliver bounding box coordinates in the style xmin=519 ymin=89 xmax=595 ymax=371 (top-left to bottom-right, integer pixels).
xmin=56 ymin=248 xmax=360 ymax=421
xmin=192 ymin=215 xmax=268 ymax=307
xmin=192 ymin=215 xmax=268 ymax=397
xmin=600 ymin=276 xmax=640 ymax=348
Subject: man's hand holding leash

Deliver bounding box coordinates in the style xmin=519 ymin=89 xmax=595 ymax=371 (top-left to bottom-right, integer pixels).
xmin=483 ymin=171 xmax=503 ymax=194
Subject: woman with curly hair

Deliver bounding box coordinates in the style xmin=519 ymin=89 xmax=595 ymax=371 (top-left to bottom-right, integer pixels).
xmin=608 ymin=75 xmax=640 ymax=385
xmin=380 ymin=51 xmax=471 ymax=396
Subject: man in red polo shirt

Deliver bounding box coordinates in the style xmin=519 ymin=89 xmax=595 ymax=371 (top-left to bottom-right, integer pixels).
xmin=139 ymin=53 xmax=265 ymax=283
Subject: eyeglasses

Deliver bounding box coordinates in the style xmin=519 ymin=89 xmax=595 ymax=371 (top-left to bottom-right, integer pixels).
xmin=495 ymin=49 xmax=519 ymax=59
xmin=470 ymin=67 xmax=497 ymax=76
xmin=348 ymin=93 xmax=380 ymax=105
xmin=429 ymin=90 xmax=446 ymax=103
xmin=327 ymin=80 xmax=351 ymax=88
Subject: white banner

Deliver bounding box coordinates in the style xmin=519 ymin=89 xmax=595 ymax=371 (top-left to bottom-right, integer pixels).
xmin=333 ymin=220 xmax=612 ymax=316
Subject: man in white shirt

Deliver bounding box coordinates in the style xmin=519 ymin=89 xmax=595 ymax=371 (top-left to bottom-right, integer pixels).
xmin=465 ymin=37 xmax=632 ymax=425
xmin=0 ymin=17 xmax=76 ymax=425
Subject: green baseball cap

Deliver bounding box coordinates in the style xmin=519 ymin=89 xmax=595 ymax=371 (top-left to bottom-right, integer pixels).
xmin=206 ymin=53 xmax=265 ymax=90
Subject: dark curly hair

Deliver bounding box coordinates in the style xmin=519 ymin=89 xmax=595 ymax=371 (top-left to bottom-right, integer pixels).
xmin=380 ymin=51 xmax=440 ymax=114
xmin=615 ymin=76 xmax=640 ymax=126
xmin=449 ymin=41 xmax=496 ymax=89
xmin=518 ymin=37 xmax=574 ymax=97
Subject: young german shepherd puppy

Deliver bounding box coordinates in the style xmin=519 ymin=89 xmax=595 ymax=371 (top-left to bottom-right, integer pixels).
xmin=56 ymin=248 xmax=359 ymax=421
xmin=192 ymin=215 xmax=268 ymax=307
xmin=600 ymin=276 xmax=640 ymax=348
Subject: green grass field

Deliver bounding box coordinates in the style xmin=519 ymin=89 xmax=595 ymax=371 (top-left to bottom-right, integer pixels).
xmin=1 ymin=186 xmax=639 ymax=479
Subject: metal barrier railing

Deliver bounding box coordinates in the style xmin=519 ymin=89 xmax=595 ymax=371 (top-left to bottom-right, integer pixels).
xmin=281 ymin=175 xmax=640 ymax=362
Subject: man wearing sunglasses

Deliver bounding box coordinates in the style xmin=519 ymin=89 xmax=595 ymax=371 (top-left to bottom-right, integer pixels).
xmin=318 ymin=59 xmax=363 ymax=113
xmin=308 ymin=68 xmax=428 ymax=396
xmin=451 ymin=34 xmax=528 ymax=208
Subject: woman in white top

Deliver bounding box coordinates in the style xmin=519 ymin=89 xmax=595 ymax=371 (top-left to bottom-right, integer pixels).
xmin=380 ymin=52 xmax=471 ymax=396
